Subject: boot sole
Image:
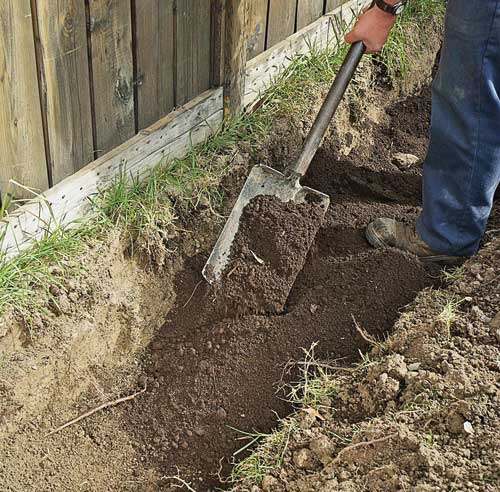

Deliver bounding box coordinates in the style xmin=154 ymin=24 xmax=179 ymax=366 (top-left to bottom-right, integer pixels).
xmin=365 ymin=223 xmax=467 ymax=265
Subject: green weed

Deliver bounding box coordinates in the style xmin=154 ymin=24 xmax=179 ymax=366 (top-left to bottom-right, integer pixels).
xmin=282 ymin=342 xmax=338 ymax=409
xmin=229 ymin=421 xmax=296 ymax=484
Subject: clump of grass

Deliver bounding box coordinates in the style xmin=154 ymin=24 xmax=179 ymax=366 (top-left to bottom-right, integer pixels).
xmin=382 ymin=0 xmax=446 ymax=79
xmin=434 ymin=291 xmax=464 ymax=339
xmin=229 ymin=420 xmax=296 ymax=484
xmin=283 ymin=342 xmax=338 ymax=409
xmin=441 ymin=265 xmax=465 ymax=284
xmin=0 ymin=225 xmax=88 ymax=326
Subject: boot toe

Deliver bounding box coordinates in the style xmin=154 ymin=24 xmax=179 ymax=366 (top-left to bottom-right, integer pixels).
xmin=365 ymin=218 xmax=397 ymax=249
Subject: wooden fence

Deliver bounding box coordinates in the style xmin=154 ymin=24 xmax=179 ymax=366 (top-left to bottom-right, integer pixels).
xmin=0 ymin=0 xmax=350 ymax=202
xmin=0 ymin=0 xmax=360 ymax=258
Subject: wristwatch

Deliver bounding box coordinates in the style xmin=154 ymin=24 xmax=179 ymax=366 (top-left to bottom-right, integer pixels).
xmin=374 ymin=0 xmax=408 ymax=15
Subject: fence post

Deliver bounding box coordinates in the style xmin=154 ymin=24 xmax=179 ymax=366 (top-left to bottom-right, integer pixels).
xmin=211 ymin=0 xmax=226 ymax=88
xmin=223 ymin=0 xmax=247 ymax=121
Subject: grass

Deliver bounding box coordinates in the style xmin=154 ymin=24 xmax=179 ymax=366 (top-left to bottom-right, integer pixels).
xmin=229 ymin=421 xmax=296 ymax=484
xmin=0 ymin=226 xmax=89 ymax=328
xmin=0 ymin=1 xmax=446 ymax=323
xmin=434 ymin=291 xmax=465 ymax=339
xmin=381 ymin=0 xmax=446 ymax=80
xmin=283 ymin=342 xmax=338 ymax=409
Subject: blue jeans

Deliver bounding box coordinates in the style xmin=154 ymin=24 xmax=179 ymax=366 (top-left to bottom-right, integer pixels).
xmin=416 ymin=0 xmax=500 ymax=256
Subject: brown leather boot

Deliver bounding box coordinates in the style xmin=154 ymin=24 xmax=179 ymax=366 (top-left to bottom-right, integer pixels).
xmin=365 ymin=218 xmax=465 ymax=263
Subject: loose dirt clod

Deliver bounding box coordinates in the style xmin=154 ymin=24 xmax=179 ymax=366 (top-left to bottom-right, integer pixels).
xmin=213 ymin=195 xmax=325 ymax=315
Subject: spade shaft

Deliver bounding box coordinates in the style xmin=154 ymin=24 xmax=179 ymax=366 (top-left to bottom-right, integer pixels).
xmin=203 ymin=42 xmax=366 ymax=284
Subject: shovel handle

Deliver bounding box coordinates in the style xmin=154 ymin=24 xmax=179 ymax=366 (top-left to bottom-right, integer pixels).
xmin=291 ymin=41 xmax=366 ymax=177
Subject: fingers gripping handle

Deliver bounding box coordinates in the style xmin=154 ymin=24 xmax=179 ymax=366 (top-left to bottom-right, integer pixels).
xmin=291 ymin=41 xmax=366 ymax=177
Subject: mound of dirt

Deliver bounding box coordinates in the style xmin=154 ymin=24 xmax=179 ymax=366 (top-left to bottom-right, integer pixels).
xmin=230 ymin=239 xmax=500 ymax=492
xmin=213 ymin=194 xmax=326 ymax=315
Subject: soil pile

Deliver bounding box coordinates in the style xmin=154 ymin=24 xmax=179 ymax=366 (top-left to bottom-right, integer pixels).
xmin=213 ymin=195 xmax=326 ymax=315
xmin=119 ymin=85 xmax=445 ymax=489
xmin=229 ymin=239 xmax=500 ymax=492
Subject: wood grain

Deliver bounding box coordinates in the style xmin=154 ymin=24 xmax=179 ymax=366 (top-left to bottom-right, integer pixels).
xmin=88 ymin=0 xmax=135 ymax=156
xmin=210 ymin=0 xmax=226 ymax=87
xmin=35 ymin=0 xmax=94 ymax=185
xmin=325 ymin=0 xmax=346 ymax=12
xmin=296 ymin=0 xmax=323 ymax=30
xmin=246 ymin=0 xmax=268 ymax=60
xmin=134 ymin=0 xmax=175 ymax=130
xmin=224 ymin=0 xmax=247 ymax=120
xmin=0 ymin=0 xmax=49 ymax=199
xmin=266 ymin=0 xmax=297 ymax=49
xmin=175 ymin=0 xmax=212 ymax=106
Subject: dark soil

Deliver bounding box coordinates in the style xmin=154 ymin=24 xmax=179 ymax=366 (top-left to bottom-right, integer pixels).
xmin=119 ymin=85 xmax=450 ymax=491
xmin=213 ymin=195 xmax=326 ymax=315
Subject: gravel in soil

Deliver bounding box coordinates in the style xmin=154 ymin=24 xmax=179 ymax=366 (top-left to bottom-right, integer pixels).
xmin=120 ymin=85 xmax=446 ymax=490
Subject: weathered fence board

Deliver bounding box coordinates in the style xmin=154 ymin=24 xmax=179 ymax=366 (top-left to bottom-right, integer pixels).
xmin=35 ymin=0 xmax=94 ymax=185
xmin=246 ymin=0 xmax=268 ymax=60
xmin=266 ymin=0 xmax=297 ymax=48
xmin=326 ymin=0 xmax=346 ymax=12
xmin=0 ymin=0 xmax=49 ymax=199
xmin=89 ymin=0 xmax=135 ymax=156
xmin=134 ymin=0 xmax=175 ymax=130
xmin=297 ymin=0 xmax=324 ymax=30
xmin=210 ymin=0 xmax=226 ymax=87
xmin=176 ymin=0 xmax=212 ymax=106
xmin=0 ymin=88 xmax=223 ymax=258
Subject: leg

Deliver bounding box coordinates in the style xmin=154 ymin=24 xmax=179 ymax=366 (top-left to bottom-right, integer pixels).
xmin=416 ymin=0 xmax=500 ymax=256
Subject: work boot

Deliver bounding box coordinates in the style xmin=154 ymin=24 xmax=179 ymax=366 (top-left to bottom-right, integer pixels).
xmin=365 ymin=218 xmax=463 ymax=263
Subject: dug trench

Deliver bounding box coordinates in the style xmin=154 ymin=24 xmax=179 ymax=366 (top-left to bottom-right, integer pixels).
xmin=119 ymin=86 xmax=448 ymax=490
xmin=5 ymin=60 xmax=500 ymax=492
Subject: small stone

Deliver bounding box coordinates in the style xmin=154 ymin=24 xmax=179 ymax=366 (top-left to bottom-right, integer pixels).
xmin=194 ymin=427 xmax=205 ymax=437
xmin=463 ymin=421 xmax=474 ymax=435
xmin=49 ymin=284 xmax=61 ymax=296
xmin=392 ymin=152 xmax=419 ymax=169
xmin=261 ymin=475 xmax=283 ymax=492
xmin=293 ymin=447 xmax=315 ymax=470
xmin=309 ymin=435 xmax=333 ymax=465
xmin=407 ymin=362 xmax=421 ymax=371
xmin=339 ymin=470 xmax=350 ymax=481
xmin=310 ymin=304 xmax=319 ymax=314
xmin=216 ymin=407 xmax=227 ymax=420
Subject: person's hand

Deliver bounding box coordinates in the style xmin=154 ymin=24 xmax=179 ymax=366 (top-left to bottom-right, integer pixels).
xmin=345 ymin=5 xmax=397 ymax=53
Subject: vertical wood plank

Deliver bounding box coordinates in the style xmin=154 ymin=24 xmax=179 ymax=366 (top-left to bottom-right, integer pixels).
xmin=134 ymin=0 xmax=175 ymax=130
xmin=35 ymin=0 xmax=94 ymax=184
xmin=210 ymin=0 xmax=226 ymax=87
xmin=325 ymin=0 xmax=345 ymax=12
xmin=175 ymin=0 xmax=212 ymax=106
xmin=224 ymin=0 xmax=247 ymax=120
xmin=89 ymin=0 xmax=134 ymax=156
xmin=0 ymin=0 xmax=49 ymax=198
xmin=246 ymin=0 xmax=267 ymax=60
xmin=297 ymin=0 xmax=323 ymax=30
xmin=266 ymin=0 xmax=297 ymax=49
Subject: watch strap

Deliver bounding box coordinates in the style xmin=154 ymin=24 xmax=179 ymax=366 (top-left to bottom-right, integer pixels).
xmin=374 ymin=0 xmax=407 ymax=15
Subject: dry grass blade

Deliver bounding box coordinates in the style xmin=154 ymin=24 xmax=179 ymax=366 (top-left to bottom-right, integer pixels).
xmin=351 ymin=314 xmax=381 ymax=347
xmin=45 ymin=387 xmax=146 ymax=437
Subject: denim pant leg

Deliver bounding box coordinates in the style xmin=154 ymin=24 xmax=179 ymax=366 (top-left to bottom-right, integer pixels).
xmin=416 ymin=0 xmax=500 ymax=256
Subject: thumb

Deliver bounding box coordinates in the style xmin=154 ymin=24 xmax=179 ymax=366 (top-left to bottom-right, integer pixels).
xmin=345 ymin=30 xmax=357 ymax=44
